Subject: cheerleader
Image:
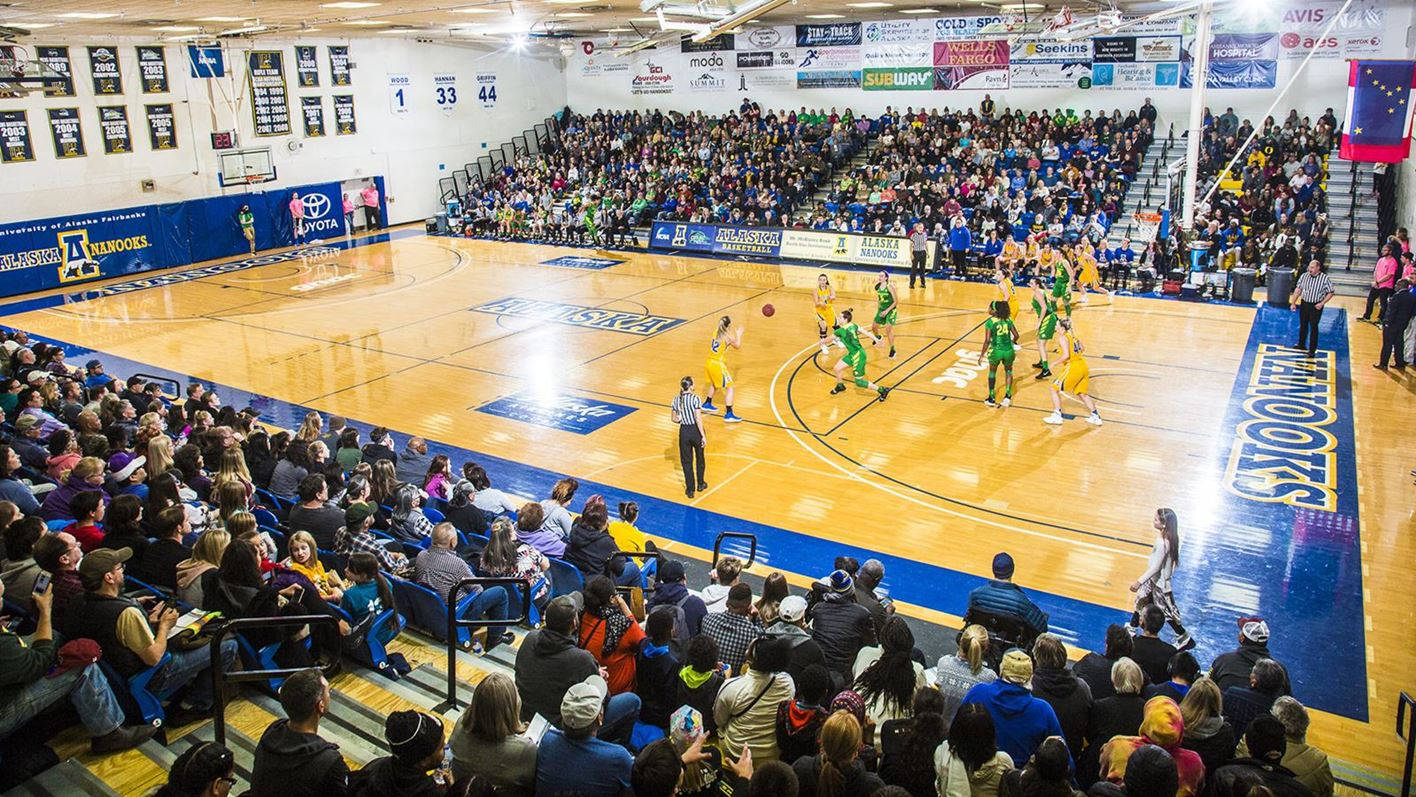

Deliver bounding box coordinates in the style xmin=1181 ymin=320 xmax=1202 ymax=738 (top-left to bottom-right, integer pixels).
xmin=1129 ymin=508 xmax=1194 ymax=651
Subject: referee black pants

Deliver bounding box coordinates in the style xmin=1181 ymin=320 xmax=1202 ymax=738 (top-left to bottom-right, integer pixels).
xmin=910 ymin=251 xmax=927 ymax=287
xmin=1297 ymin=300 xmax=1323 ymax=356
xmin=678 ymin=425 xmax=705 ymax=492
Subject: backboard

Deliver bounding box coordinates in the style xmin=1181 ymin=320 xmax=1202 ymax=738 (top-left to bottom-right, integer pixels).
xmin=218 ymin=147 xmax=277 ymax=188
xmin=0 ymin=56 xmax=67 ymax=98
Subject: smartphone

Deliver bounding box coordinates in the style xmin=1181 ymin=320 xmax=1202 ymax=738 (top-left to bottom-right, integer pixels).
xmin=32 ymin=571 xmax=51 ymax=594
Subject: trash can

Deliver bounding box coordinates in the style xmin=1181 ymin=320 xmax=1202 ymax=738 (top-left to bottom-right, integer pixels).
xmin=1230 ymin=268 xmax=1257 ymax=304
xmin=1267 ymin=268 xmax=1295 ymax=306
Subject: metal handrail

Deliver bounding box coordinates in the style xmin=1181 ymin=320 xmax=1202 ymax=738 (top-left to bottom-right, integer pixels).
xmin=440 ymin=577 xmax=531 ymax=712
xmin=1399 ymin=692 xmax=1415 ymax=797
xmin=210 ymin=614 xmax=341 ymax=746
xmin=712 ymin=532 xmax=758 ymax=569
xmin=133 ymin=373 xmax=180 ymax=399
xmin=611 ymin=550 xmax=661 ymax=597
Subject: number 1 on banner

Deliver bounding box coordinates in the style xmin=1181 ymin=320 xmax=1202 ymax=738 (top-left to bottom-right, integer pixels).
xmin=388 ymin=73 xmax=411 ymax=116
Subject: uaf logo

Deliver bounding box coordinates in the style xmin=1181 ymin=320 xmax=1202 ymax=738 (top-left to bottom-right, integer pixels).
xmin=56 ymin=231 xmax=103 ymax=283
xmin=301 ymin=194 xmax=342 ymax=234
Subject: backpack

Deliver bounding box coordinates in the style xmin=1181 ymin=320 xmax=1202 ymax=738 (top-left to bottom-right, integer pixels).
xmin=666 ymin=592 xmax=693 ymax=659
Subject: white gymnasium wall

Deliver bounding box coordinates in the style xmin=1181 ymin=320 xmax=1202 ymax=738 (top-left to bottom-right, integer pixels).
xmin=0 ymin=37 xmax=566 ymax=224
xmin=564 ymin=0 xmax=1414 ymax=130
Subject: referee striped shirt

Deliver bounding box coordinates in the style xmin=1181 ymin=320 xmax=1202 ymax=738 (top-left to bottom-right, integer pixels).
xmin=1295 ymin=270 xmax=1335 ymax=302
xmin=672 ymin=392 xmax=702 ymax=426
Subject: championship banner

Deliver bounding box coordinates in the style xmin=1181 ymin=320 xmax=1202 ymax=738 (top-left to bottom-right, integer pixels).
xmin=329 ymin=46 xmax=351 ymax=86
xmin=47 ymin=108 xmax=86 ymax=158
xmin=0 ymin=111 xmax=34 ymax=163
xmin=137 ymin=46 xmax=168 ymax=93
xmin=247 ymin=50 xmax=291 ymax=137
xmin=796 ymin=23 xmax=861 ymax=47
xmin=933 ymin=40 xmax=1009 ymax=90
xmin=295 ymin=45 xmax=319 ymax=87
xmin=97 ymin=106 xmax=132 ymax=154
xmin=36 ymin=46 xmax=75 ymax=97
xmin=145 ymin=103 xmax=178 ymax=151
xmin=301 ymin=96 xmax=326 ymax=137
xmin=333 ymin=95 xmax=356 ymax=135
xmin=88 ymin=45 xmax=123 ymax=95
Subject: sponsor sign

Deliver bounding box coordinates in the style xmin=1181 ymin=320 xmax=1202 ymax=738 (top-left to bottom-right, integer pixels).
xmin=797 ymin=70 xmax=861 ymax=89
xmin=0 ymin=111 xmax=33 ymax=163
xmin=631 ymin=59 xmax=675 ymax=95
xmin=136 ymin=46 xmax=168 ymax=93
xmin=1093 ymin=62 xmax=1176 ymax=88
xmin=862 ymin=19 xmax=934 ymax=44
xmin=933 ymin=40 xmax=1009 ymax=90
xmin=1182 ymin=59 xmax=1276 ymax=89
xmin=1115 ymin=14 xmax=1182 ymax=35
xmin=88 ymin=46 xmax=122 ymax=95
xmin=650 ymin=221 xmax=782 ymax=256
xmin=651 ymin=222 xmax=936 ymax=268
xmin=1009 ymin=62 xmax=1092 ymax=89
xmin=1277 ymin=3 xmax=1386 ymax=59
xmin=1008 ymin=39 xmax=1091 ymax=62
xmin=796 ymin=23 xmax=861 ymax=47
xmin=738 ymin=71 xmax=793 ymax=90
xmin=333 ymin=95 xmax=356 ymax=134
xmin=539 ymin=255 xmax=625 ymax=269
xmin=688 ymin=71 xmax=727 ymax=92
xmin=736 ymin=51 xmax=795 ymax=69
xmin=1093 ymin=36 xmax=1136 ymax=62
xmin=97 ymin=106 xmax=132 ymax=154
xmin=295 ymin=45 xmax=319 ymax=87
xmin=47 ymin=108 xmax=85 ymax=158
xmin=1206 ymin=32 xmax=1279 ymax=61
xmin=187 ymin=45 xmax=224 ymax=78
xmin=301 ymin=96 xmax=325 ymax=137
xmin=934 ymin=15 xmax=1006 ymax=40
xmin=145 ymin=103 xmax=177 ymax=151
xmin=470 ymin=296 xmax=686 ymax=336
xmin=298 ymin=191 xmax=344 ymax=237
xmin=36 ymin=46 xmax=75 ymax=97
xmin=1136 ymin=36 xmax=1182 ymax=62
xmin=681 ymin=34 xmax=734 ymax=52
xmin=862 ymin=67 xmax=934 ymax=91
xmin=862 ymin=43 xmax=933 ymax=68
xmin=247 ymin=51 xmax=291 ymax=136
xmin=477 ymin=392 xmax=636 ymax=435
xmin=796 ymin=46 xmax=861 ymax=70
xmin=329 ymin=45 xmax=351 ymax=86
xmin=686 ymin=53 xmax=728 ymax=70
xmin=743 ymin=26 xmax=791 ymax=48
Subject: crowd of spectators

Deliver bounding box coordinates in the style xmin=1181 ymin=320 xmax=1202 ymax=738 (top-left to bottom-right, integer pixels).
xmin=454 ymin=102 xmax=866 ymax=244
xmin=0 ymin=327 xmax=1336 ymax=797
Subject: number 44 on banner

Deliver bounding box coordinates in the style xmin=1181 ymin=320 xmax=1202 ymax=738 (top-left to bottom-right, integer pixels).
xmin=476 ymin=72 xmax=497 ymax=107
xmin=388 ymin=73 xmax=411 ymax=116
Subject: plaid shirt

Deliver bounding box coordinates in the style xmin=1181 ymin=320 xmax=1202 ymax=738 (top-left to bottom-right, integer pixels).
xmin=700 ymin=610 xmax=763 ymax=675
xmin=52 ymin=569 xmax=84 ymax=617
xmin=414 ymin=546 xmax=478 ymax=602
xmin=335 ymin=527 xmax=403 ymax=572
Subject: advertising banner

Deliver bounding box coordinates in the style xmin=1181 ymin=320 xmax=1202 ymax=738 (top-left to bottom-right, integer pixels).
xmin=1184 ymin=59 xmax=1277 ymax=89
xmin=862 ymin=43 xmax=933 ymax=68
xmin=36 ymin=46 xmax=75 ymax=97
xmin=1092 ymin=36 xmax=1136 ymax=62
xmin=87 ymin=46 xmax=122 ymax=95
xmin=1008 ymin=39 xmax=1091 ymax=62
xmin=797 ymin=70 xmax=861 ymax=89
xmin=795 ymin=46 xmax=861 ymax=70
xmin=145 ymin=104 xmax=177 ymax=150
xmin=295 ymin=45 xmax=319 ymax=87
xmin=1092 ymin=61 xmax=1180 ymax=88
xmin=97 ymin=106 xmax=132 ymax=154
xmin=796 ymin=23 xmax=862 ymax=47
xmin=681 ymin=34 xmax=734 ymax=52
xmin=862 ymin=19 xmax=934 ymax=44
xmin=1009 ymin=62 xmax=1092 ymax=89
xmin=933 ymin=40 xmax=1009 ymax=90
xmin=934 ymin=15 xmax=1006 ymax=40
xmin=47 ymin=108 xmax=85 ymax=158
xmin=136 ymin=46 xmax=168 ymax=93
xmin=1135 ymin=36 xmax=1182 ymax=62
xmin=736 ymin=50 xmax=795 ymax=69
xmin=630 ymin=57 xmax=675 ymax=95
xmin=862 ymin=67 xmax=934 ymax=90
xmin=1207 ymin=32 xmax=1279 ymax=61
xmin=1278 ymin=3 xmax=1386 ymax=59
xmin=741 ymin=26 xmax=793 ymax=49
xmin=650 ymin=222 xmax=936 ymax=268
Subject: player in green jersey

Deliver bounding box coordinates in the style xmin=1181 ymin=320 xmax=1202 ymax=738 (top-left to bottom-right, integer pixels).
xmin=829 ymin=309 xmax=890 ymax=401
xmin=1029 ymin=278 xmax=1059 ymax=380
xmin=976 ymin=300 xmax=1020 ymax=407
xmin=1049 ymin=253 xmax=1075 ymax=317
xmin=870 ymin=270 xmax=899 ymax=359
xmin=236 ymin=204 xmax=256 ymax=254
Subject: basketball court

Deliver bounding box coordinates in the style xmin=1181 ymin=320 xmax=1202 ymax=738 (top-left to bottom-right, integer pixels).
xmin=1 ymin=229 xmax=1410 ymax=783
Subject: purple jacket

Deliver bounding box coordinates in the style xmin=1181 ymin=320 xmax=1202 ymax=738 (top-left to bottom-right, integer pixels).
xmin=39 ymin=475 xmax=110 ymax=522
xmin=516 ymin=527 xmax=565 ymax=558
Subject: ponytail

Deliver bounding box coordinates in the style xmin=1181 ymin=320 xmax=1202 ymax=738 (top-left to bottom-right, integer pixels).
xmin=959 ymin=624 xmax=988 ymax=675
xmin=618 ymin=501 xmax=639 ymax=525
xmin=816 ymin=711 xmax=862 ymax=797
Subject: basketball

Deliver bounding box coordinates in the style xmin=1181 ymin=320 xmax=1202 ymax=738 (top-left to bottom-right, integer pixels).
xmin=762 ymin=304 xmax=775 ymax=317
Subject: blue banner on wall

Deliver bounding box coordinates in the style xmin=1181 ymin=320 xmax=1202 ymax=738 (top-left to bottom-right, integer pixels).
xmin=650 ymin=221 xmax=784 ymax=257
xmin=1180 ymin=59 xmax=1277 ymax=89
xmin=0 ymin=179 xmax=381 ymax=300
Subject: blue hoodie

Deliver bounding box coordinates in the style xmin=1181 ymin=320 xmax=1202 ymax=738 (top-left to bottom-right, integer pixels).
xmin=962 ymin=679 xmax=1067 ymax=769
xmin=948 ymin=225 xmax=972 ymax=252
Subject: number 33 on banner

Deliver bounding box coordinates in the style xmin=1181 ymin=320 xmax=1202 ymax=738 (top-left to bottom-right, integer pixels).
xmin=388 ymin=73 xmax=411 ymax=116
xmin=433 ymin=73 xmax=458 ymax=115
xmin=475 ymin=72 xmax=497 ymax=108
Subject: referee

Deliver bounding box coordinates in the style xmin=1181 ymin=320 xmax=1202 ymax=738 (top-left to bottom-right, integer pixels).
xmin=672 ymin=376 xmax=707 ymax=499
xmin=1289 ymin=259 xmax=1335 ymax=357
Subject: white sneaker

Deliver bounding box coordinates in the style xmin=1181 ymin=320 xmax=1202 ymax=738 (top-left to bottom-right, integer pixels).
xmin=1086 ymin=413 xmax=1103 ymax=426
xmin=1001 ymin=397 xmax=1011 ymax=407
xmin=1043 ymin=412 xmax=1064 ymax=425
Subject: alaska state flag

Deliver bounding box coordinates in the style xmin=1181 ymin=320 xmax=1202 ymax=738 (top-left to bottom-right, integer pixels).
xmin=1340 ymin=60 xmax=1416 ymax=162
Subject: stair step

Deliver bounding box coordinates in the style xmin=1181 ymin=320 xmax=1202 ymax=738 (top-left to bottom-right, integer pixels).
xmin=4 ymin=759 xmax=121 ymax=797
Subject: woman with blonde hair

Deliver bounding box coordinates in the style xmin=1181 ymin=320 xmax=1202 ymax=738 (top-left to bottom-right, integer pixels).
xmin=282 ymin=529 xmax=345 ymax=602
xmin=211 ymin=447 xmax=254 ymax=506
xmin=175 ymin=527 xmax=230 ymax=608
xmin=147 ymin=434 xmax=175 ymax=480
xmin=448 ymin=672 xmax=538 ymax=791
xmin=792 ymin=710 xmax=884 ymax=796
xmin=1178 ymin=676 xmax=1235 ymax=777
xmin=295 ymin=411 xmax=322 ymax=443
xmin=190 ymin=409 xmax=213 ymax=435
xmin=936 ymin=624 xmax=998 ymax=724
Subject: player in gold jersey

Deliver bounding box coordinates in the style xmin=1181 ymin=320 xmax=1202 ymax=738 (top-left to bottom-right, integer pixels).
xmin=1043 ymin=317 xmax=1102 ymax=426
xmin=813 ymin=273 xmax=837 ymax=357
xmin=703 ymin=315 xmax=743 ymax=423
xmin=1072 ymin=242 xmax=1110 ymax=302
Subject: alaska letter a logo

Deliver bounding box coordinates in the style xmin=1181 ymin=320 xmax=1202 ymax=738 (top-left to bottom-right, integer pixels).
xmin=57 ymin=230 xmax=100 ymax=283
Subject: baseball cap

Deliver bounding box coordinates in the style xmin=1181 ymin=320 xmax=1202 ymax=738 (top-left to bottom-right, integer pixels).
xmin=1000 ymin=648 xmax=1034 ymax=685
xmin=85 ymin=359 xmax=102 ymax=371
xmin=657 ymin=560 xmax=685 ymax=584
xmin=14 ymin=415 xmax=39 ymax=432
xmin=108 ymin=451 xmax=137 ymax=474
xmin=561 ymin=674 xmax=608 ymax=730
xmin=344 ymin=502 xmax=375 ymax=527
xmin=113 ymin=454 xmax=146 ymax=482
xmin=828 ymin=569 xmax=854 ymax=594
xmin=1238 ymin=616 xmax=1269 ymax=643
xmin=25 ymin=371 xmax=49 ymax=384
xmin=544 ymin=592 xmax=584 ymax=632
xmin=992 ymin=552 xmax=1015 ymax=579
xmin=78 ymin=546 xmax=132 ymax=582
xmin=779 ymin=595 xmax=807 ymax=623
